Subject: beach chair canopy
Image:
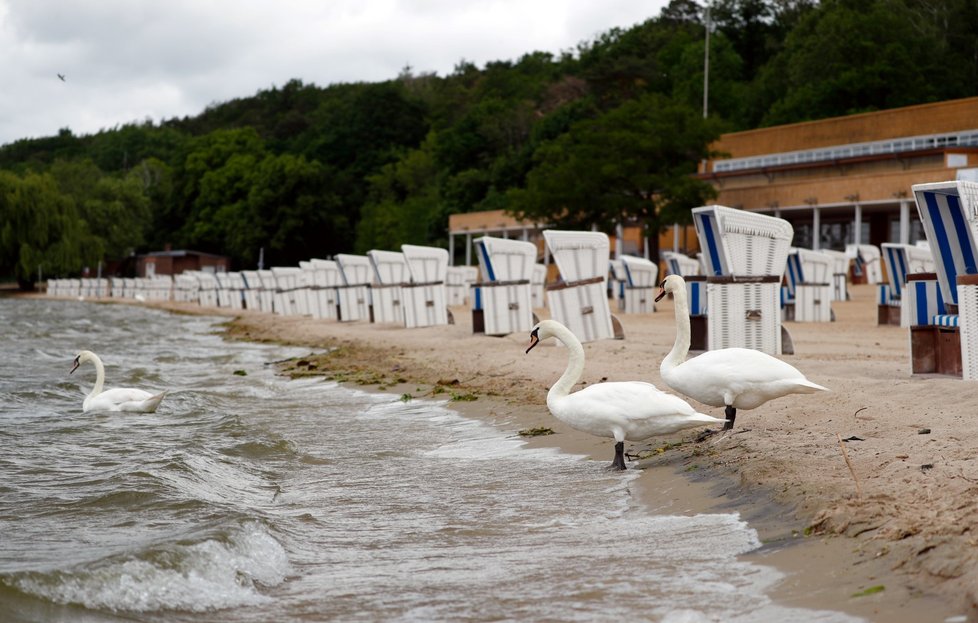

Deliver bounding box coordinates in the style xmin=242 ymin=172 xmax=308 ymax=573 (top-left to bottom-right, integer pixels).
xmin=819 ymin=249 xmax=851 ymax=275
xmin=662 ymin=251 xmax=701 ymax=277
xmin=881 ymin=243 xmax=935 ymax=299
xmin=692 ymin=205 xmax=793 ymax=277
xmin=543 ymin=230 xmax=610 ymax=282
xmin=271 ymin=266 xmax=301 ymax=289
xmin=367 ymin=250 xmax=411 ymax=285
xmin=474 ymin=236 xmax=536 ymax=282
xmin=620 ymin=255 xmax=659 ymax=287
xmin=402 ymin=244 xmax=449 ymax=283
xmin=913 ymin=180 xmax=978 ymax=305
xmin=335 ymin=254 xmax=373 ymax=286
xmin=786 ymin=248 xmax=833 ymax=288
xmin=446 ymin=265 xmax=479 ymax=285
xmin=309 ymin=259 xmax=344 ymax=286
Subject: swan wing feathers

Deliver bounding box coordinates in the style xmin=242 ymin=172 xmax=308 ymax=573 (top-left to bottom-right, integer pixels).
xmin=551 ymin=382 xmax=723 ymax=439
xmin=85 ymin=388 xmax=165 ymax=413
xmin=668 ymin=348 xmax=827 ymax=404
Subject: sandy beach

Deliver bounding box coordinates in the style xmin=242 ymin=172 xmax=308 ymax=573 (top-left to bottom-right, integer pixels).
xmin=44 ymin=284 xmax=978 ymax=621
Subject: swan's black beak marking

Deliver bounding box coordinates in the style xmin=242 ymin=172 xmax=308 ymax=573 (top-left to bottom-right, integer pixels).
xmin=654 ymin=279 xmax=668 ymax=303
xmin=69 ymin=356 xmax=80 ymax=375
xmin=526 ymin=329 xmax=540 ymax=354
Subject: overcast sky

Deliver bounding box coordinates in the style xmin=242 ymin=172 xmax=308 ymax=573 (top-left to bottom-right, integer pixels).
xmin=0 ymin=0 xmax=672 ymax=147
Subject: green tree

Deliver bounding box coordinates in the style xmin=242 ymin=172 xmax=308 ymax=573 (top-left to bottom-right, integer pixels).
xmin=508 ymin=93 xmax=721 ymax=261
xmin=760 ymin=0 xmax=944 ymax=124
xmin=0 ymin=171 xmax=100 ymax=288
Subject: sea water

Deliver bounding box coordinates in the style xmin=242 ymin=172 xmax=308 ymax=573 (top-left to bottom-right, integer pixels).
xmin=0 ymin=298 xmax=860 ymax=622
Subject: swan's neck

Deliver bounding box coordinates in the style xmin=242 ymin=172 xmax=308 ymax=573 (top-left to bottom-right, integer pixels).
xmin=548 ymin=326 xmax=585 ymax=403
xmin=662 ymin=285 xmax=691 ymax=374
xmin=89 ymin=356 xmax=106 ymax=398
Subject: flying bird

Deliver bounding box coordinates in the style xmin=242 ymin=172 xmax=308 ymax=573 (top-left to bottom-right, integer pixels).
xmin=57 ymin=73 xmax=66 ymax=82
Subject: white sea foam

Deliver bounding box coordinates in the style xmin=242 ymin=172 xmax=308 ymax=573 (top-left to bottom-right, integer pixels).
xmin=12 ymin=522 xmax=289 ymax=613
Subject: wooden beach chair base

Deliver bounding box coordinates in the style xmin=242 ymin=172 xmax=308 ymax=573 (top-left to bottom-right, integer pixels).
xmin=911 ymin=325 xmax=962 ymax=377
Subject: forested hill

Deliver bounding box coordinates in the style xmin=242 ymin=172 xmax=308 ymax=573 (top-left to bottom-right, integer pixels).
xmin=2 ymin=0 xmax=976 ymax=287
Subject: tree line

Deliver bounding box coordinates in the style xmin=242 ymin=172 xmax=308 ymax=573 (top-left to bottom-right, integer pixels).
xmin=2 ymin=0 xmax=976 ymax=288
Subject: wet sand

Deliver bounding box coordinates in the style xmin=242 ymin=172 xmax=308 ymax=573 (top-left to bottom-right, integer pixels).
xmin=39 ymin=285 xmax=978 ymax=621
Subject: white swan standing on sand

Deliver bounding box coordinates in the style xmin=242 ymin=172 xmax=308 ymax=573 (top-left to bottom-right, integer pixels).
xmin=654 ymin=274 xmax=828 ymax=431
xmin=70 ymin=350 xmax=166 ymax=413
xmin=525 ymin=319 xmax=725 ymax=470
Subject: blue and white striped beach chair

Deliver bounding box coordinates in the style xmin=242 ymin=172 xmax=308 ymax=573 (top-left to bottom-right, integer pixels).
xmin=691 ymin=205 xmax=793 ymax=354
xmin=662 ymin=251 xmax=700 ymax=277
xmin=912 ymin=181 xmax=978 ymax=378
xmin=880 ymin=243 xmax=935 ymax=326
xmin=783 ymin=248 xmax=833 ymax=322
xmin=619 ymin=255 xmax=658 ymax=314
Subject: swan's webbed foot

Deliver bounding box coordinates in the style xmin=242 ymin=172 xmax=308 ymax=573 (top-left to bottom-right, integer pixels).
xmin=724 ymin=405 xmax=737 ymax=431
xmin=610 ymin=441 xmax=627 ymax=471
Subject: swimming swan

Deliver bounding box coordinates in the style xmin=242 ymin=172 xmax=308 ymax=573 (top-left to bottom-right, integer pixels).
xmin=525 ymin=319 xmax=724 ymax=470
xmin=654 ymin=274 xmax=828 ymax=430
xmin=70 ymin=350 xmax=166 ymax=413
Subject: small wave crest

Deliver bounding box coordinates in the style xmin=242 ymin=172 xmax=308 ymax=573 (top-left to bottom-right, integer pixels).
xmin=4 ymin=521 xmax=289 ymax=613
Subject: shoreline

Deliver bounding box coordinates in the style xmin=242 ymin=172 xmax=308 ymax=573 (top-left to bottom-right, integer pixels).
xmin=24 ymin=289 xmax=977 ymax=621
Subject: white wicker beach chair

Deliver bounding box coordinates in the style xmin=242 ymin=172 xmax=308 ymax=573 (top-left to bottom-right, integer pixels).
xmin=367 ymin=249 xmax=410 ymax=325
xmin=401 ymin=244 xmax=450 ymax=328
xmin=335 ymin=254 xmax=373 ymax=322
xmin=472 ymin=236 xmax=536 ymax=336
xmin=543 ymin=230 xmax=618 ymax=342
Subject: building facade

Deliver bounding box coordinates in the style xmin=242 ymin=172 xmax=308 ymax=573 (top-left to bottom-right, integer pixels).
xmin=702 ymin=96 xmax=978 ymax=251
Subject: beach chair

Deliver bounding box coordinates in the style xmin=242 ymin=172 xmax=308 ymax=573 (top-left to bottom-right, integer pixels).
xmin=662 ymin=251 xmax=701 ymax=277
xmin=692 ymin=205 xmax=793 ymax=354
xmin=197 ymin=271 xmax=220 ymax=308
xmin=240 ymin=270 xmax=261 ymax=311
xmin=619 ymin=255 xmax=659 ymax=314
xmin=255 ymin=270 xmax=277 ymax=313
xmin=472 ymin=236 xmax=536 ymax=336
xmin=543 ymin=230 xmax=620 ymax=342
xmin=819 ymin=249 xmax=851 ymax=301
xmin=290 ymin=263 xmax=311 ymax=316
xmin=910 ymin=181 xmax=978 ymax=378
xmin=446 ymin=265 xmax=478 ymax=306
xmin=367 ymin=250 xmax=410 ymax=325
xmin=215 ymin=272 xmax=232 ymax=307
xmin=608 ymin=259 xmax=628 ymax=312
xmin=335 ymin=254 xmax=372 ymax=322
xmin=224 ymin=272 xmax=245 ymax=309
xmin=173 ymin=273 xmax=199 ymax=303
xmin=531 ymin=263 xmax=547 ymax=309
xmin=783 ymin=248 xmax=834 ymax=323
xmin=401 ymin=244 xmax=450 ymax=328
xmin=879 ymin=243 xmax=936 ymax=326
xmin=271 ymin=266 xmax=302 ymax=316
xmin=306 ymin=259 xmax=342 ymax=320
xmin=846 ymin=244 xmax=882 ymax=285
